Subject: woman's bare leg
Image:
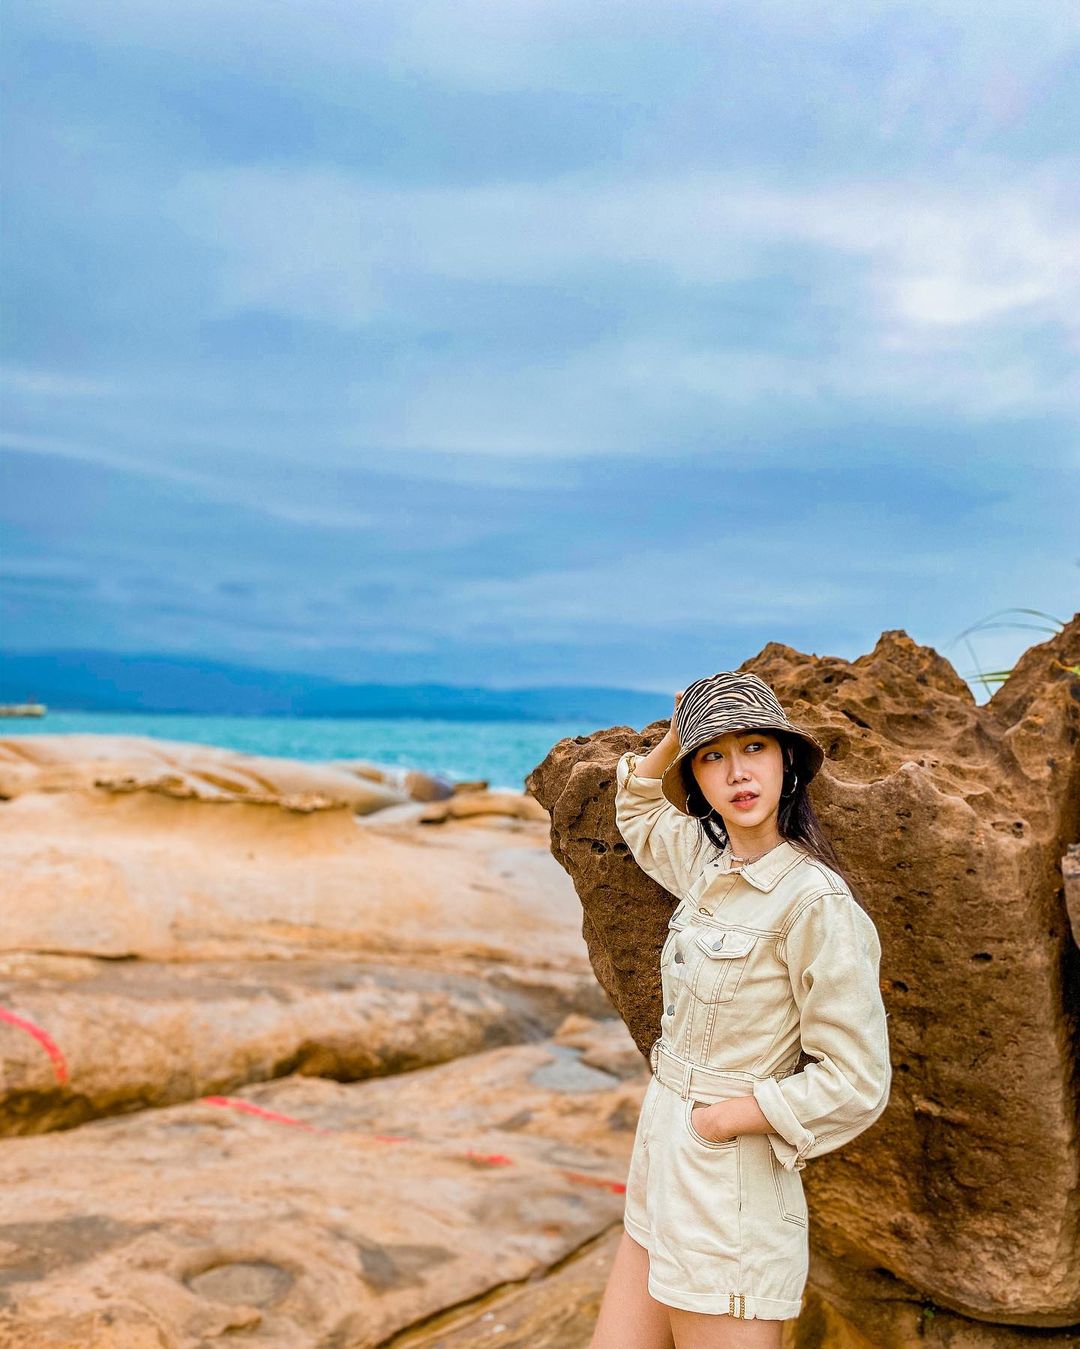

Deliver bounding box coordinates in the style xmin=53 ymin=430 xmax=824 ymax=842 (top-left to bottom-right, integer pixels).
xmin=668 ymin=1306 xmax=785 ymax=1348
xmin=589 ymin=1230 xmax=675 ymax=1349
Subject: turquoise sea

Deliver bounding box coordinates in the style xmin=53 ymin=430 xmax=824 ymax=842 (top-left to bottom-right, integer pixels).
xmin=0 ymin=710 xmax=618 ymax=793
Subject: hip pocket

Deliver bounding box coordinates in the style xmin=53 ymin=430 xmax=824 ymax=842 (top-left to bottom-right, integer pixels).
xmin=684 ymin=1097 xmax=740 ymax=1151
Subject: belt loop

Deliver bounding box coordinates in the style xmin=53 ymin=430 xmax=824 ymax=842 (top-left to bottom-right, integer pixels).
xmin=680 ymin=1058 xmax=693 ymax=1099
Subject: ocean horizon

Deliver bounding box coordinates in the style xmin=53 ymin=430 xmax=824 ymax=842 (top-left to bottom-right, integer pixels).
xmin=0 ymin=708 xmax=629 ymax=793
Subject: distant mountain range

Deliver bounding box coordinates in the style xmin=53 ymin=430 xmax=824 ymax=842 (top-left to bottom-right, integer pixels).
xmin=0 ymin=649 xmax=672 ymax=725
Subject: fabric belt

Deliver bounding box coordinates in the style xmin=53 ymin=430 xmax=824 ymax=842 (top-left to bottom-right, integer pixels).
xmin=649 ymin=1040 xmax=796 ymax=1102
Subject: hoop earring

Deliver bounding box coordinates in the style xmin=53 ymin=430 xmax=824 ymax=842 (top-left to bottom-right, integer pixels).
xmin=780 ymin=772 xmax=799 ymax=799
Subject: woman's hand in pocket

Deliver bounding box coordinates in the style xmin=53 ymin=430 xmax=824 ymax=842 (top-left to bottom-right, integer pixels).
xmin=691 ymin=1102 xmax=737 ymax=1145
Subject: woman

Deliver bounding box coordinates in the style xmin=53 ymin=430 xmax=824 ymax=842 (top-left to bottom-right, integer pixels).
xmin=590 ymin=671 xmax=892 ymax=1348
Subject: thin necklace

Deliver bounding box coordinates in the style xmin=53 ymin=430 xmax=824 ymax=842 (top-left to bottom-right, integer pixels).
xmin=730 ymin=841 xmax=782 ymax=866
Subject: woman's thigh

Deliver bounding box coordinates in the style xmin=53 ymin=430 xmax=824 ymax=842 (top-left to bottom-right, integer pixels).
xmin=667 ymin=1306 xmax=785 ymax=1349
xmin=589 ymin=1231 xmax=675 ymax=1349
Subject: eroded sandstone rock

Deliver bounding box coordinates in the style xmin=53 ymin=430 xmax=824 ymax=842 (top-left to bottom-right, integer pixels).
xmin=0 ymin=734 xmax=452 ymax=812
xmin=0 ymin=1026 xmax=645 ymax=1347
xmin=418 ymin=789 xmax=549 ymax=824
xmin=526 ymin=620 xmax=1080 ymax=1328
xmin=0 ymin=779 xmax=590 ymax=969
xmin=0 ymin=953 xmax=612 ymax=1136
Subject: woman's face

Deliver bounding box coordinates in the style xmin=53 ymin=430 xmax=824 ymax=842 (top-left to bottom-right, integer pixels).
xmin=691 ymin=729 xmax=786 ymax=828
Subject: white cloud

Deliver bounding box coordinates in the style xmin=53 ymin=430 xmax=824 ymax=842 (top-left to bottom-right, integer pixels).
xmin=159 ymin=162 xmax=1080 ymax=458
xmin=170 ymin=161 xmax=1080 ymax=334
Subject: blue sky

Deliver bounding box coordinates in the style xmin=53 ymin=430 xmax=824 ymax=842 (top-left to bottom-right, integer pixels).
xmin=2 ymin=0 xmax=1077 ymax=693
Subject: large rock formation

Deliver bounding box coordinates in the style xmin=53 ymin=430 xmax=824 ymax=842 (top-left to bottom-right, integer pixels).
xmin=526 ymin=619 xmax=1080 ymax=1334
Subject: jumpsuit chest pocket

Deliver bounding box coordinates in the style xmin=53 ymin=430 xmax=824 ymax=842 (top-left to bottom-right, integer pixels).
xmin=685 ymin=928 xmax=757 ymax=1003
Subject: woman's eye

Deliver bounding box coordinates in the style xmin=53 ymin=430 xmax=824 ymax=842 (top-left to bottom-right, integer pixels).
xmin=704 ymin=743 xmax=762 ymax=761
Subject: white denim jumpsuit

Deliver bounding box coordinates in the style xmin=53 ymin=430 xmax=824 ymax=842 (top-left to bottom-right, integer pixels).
xmin=614 ymin=750 xmax=892 ymax=1321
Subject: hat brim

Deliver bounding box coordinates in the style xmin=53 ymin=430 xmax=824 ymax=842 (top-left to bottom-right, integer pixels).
xmin=660 ymin=720 xmax=826 ymax=815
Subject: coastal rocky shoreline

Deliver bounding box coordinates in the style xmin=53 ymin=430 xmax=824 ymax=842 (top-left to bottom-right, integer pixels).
xmin=1 ymin=618 xmax=1078 ymax=1346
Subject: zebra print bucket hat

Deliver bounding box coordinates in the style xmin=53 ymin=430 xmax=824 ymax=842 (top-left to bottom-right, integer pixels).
xmin=661 ymin=670 xmax=826 ymax=815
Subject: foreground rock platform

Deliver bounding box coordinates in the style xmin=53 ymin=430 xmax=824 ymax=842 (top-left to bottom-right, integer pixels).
xmin=0 ymin=1022 xmax=645 ymax=1347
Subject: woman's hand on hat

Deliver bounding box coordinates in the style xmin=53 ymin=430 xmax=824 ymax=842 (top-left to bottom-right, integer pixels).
xmin=669 ymin=690 xmax=684 ymax=743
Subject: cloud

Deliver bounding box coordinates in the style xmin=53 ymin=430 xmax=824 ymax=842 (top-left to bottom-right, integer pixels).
xmin=164 ymin=165 xmax=1079 ymax=444
xmin=3 ymin=0 xmax=1077 ymax=686
xmin=170 ymin=164 xmax=1078 ymax=321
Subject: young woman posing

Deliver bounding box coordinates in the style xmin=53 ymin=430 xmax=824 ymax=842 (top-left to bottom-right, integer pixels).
xmin=590 ymin=671 xmax=892 ymax=1349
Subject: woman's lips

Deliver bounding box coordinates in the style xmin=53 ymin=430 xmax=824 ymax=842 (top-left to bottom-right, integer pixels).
xmin=730 ymin=795 xmax=758 ymax=810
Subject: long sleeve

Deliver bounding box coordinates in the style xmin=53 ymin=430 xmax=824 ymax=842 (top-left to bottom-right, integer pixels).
xmin=752 ymin=888 xmax=892 ymax=1172
xmin=614 ymin=749 xmax=710 ymax=898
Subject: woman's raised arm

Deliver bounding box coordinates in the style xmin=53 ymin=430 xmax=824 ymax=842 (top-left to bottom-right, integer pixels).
xmin=613 ymin=691 xmax=711 ymax=897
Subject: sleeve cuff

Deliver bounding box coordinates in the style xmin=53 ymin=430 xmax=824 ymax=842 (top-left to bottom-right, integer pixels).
xmin=753 ymin=1075 xmax=816 ymax=1173
xmin=616 ymin=750 xmax=666 ymax=793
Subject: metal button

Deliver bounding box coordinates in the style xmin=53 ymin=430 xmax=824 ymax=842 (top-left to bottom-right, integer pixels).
xmin=666 ymin=1004 xmax=675 ymax=1016
xmin=674 ymin=951 xmax=684 ymax=963
xmin=712 ymin=936 xmax=726 ymax=950
xmin=698 ymin=906 xmax=710 ymax=915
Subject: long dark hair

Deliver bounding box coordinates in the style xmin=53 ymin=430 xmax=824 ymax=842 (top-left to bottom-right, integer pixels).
xmin=679 ymin=728 xmax=850 ymax=881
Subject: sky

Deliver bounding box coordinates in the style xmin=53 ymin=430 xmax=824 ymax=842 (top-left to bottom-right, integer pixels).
xmin=2 ymin=0 xmax=1078 ymax=694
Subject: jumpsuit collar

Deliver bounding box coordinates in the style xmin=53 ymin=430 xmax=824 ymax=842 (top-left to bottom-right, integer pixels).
xmin=711 ymin=838 xmax=805 ymax=893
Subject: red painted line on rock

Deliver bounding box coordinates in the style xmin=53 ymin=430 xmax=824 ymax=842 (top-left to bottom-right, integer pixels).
xmin=200 ymin=1095 xmax=626 ymax=1194
xmin=559 ymin=1169 xmax=627 ymax=1194
xmin=0 ymin=1006 xmax=69 ymax=1084
xmin=459 ymin=1149 xmax=515 ymax=1167
xmin=200 ymin=1096 xmax=327 ymax=1132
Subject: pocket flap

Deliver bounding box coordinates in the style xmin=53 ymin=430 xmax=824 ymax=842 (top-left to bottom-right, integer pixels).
xmin=694 ymin=929 xmax=756 ymax=959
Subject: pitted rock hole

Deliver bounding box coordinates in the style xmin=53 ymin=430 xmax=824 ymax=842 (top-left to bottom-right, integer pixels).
xmin=184 ymin=1260 xmax=294 ymax=1307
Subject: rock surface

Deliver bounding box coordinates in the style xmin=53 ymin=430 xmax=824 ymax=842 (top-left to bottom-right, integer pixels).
xmin=0 ymin=953 xmax=611 ymax=1136
xmin=526 ymin=619 xmax=1080 ymax=1330
xmin=0 ymin=771 xmax=584 ymax=968
xmin=0 ymin=734 xmax=440 ymax=812
xmin=0 ymin=1023 xmax=645 ymax=1347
